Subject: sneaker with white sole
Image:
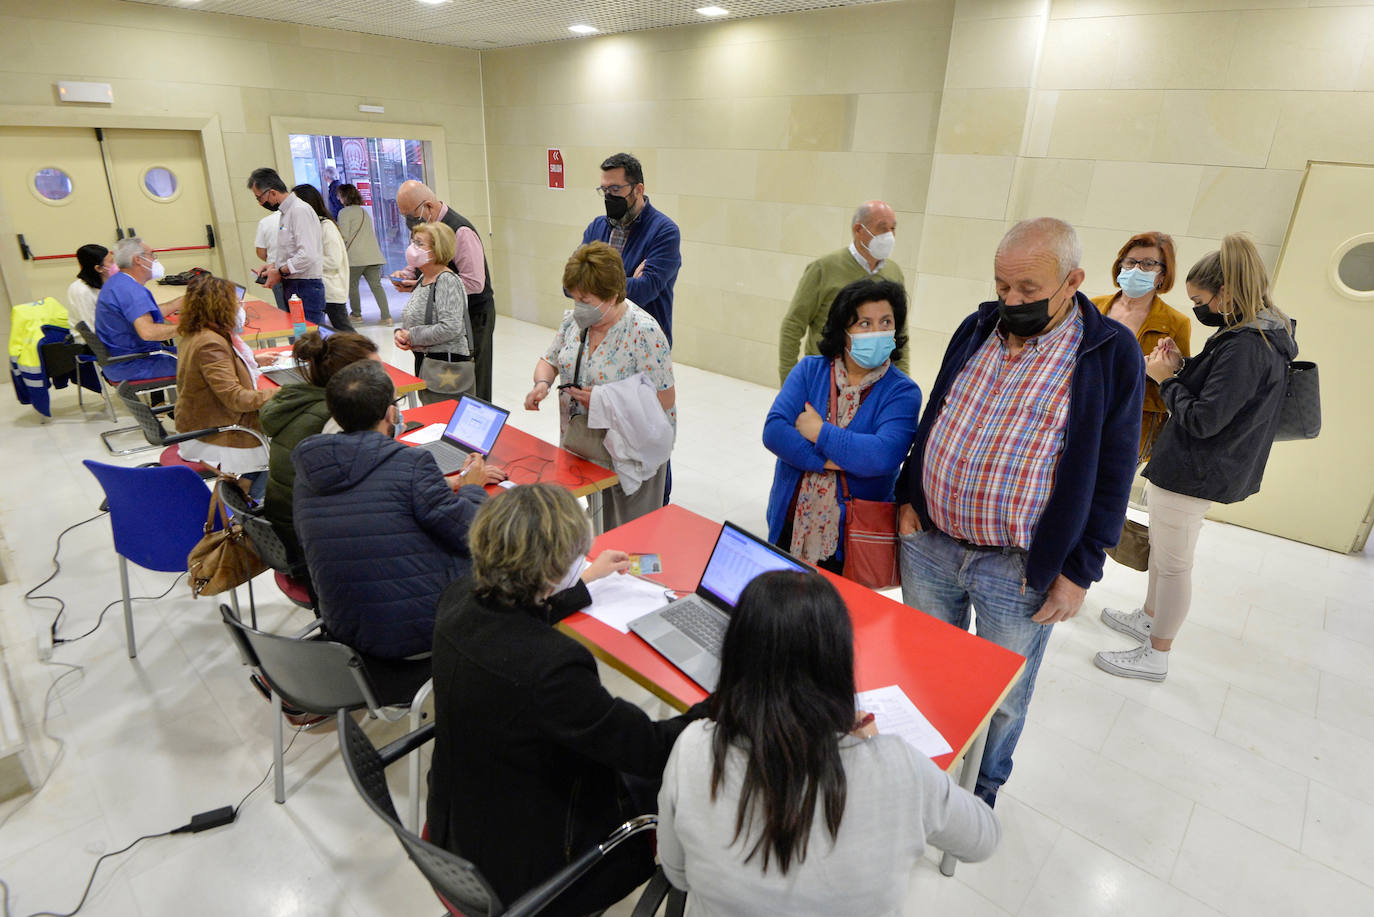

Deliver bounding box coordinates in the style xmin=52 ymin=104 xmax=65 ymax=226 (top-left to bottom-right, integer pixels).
xmin=1101 ymin=606 xmax=1153 ymax=642
xmin=1094 ymin=643 xmax=1168 ymax=682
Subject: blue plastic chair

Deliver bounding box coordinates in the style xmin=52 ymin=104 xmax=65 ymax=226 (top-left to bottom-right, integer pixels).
xmin=83 ymin=460 xmax=220 ymax=658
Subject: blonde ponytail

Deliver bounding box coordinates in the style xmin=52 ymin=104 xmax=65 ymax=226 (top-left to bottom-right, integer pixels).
xmin=1186 ymin=233 xmax=1288 ymax=342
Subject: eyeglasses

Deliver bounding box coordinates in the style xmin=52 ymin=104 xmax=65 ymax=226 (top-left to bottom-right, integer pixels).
xmin=595 ymin=183 xmax=634 ymax=198
xmin=1122 ymin=258 xmax=1163 ymax=271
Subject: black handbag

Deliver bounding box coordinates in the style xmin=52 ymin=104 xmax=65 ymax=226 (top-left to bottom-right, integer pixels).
xmin=1274 ymin=360 xmax=1320 ymax=441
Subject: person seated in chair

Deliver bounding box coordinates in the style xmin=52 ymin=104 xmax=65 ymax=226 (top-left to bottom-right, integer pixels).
xmin=94 ymin=237 xmax=180 ymax=381
xmin=291 ymin=360 xmax=493 ymax=659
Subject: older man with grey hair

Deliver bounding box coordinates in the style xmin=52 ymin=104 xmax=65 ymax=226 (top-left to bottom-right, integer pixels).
xmin=893 ymin=217 xmax=1144 ymax=809
xmin=778 ymin=199 xmax=906 ymax=384
xmin=93 ymin=237 xmax=180 ymax=381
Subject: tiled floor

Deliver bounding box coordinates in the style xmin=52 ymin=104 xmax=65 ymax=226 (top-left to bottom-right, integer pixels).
xmin=1 ymin=310 xmax=1371 ymax=916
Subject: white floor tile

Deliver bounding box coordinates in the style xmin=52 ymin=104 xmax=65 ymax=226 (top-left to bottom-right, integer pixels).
xmin=945 ymin=795 xmax=1061 ymax=915
xmin=1302 ymin=780 xmax=1374 ymax=890
xmin=905 ymin=858 xmax=1015 ymax=917
xmin=1018 ymin=828 xmax=1211 ymax=917
xmin=1314 ymin=670 xmax=1374 ymax=745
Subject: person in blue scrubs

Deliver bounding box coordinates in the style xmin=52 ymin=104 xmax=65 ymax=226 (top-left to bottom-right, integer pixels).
xmin=94 ymin=237 xmax=179 ymax=382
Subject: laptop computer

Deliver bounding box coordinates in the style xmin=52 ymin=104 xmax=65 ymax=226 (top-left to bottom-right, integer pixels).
xmin=412 ymin=394 xmax=510 ymax=475
xmin=629 ymin=522 xmax=809 ymax=691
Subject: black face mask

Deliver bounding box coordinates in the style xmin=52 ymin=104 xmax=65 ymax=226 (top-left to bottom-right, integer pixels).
xmin=260 ymin=200 xmax=279 ymax=212
xmin=1193 ymin=302 xmax=1227 ymax=327
xmin=603 ymin=191 xmax=632 ymax=223
xmin=998 ymin=279 xmax=1069 ymax=338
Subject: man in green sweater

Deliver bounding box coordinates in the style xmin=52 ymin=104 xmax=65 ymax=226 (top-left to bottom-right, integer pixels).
xmin=778 ymin=200 xmax=907 ymax=384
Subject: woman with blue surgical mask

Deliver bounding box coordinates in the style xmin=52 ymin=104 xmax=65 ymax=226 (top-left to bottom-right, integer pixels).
xmin=1091 ymin=232 xmax=1192 ymax=462
xmin=762 ymin=278 xmax=921 ymax=577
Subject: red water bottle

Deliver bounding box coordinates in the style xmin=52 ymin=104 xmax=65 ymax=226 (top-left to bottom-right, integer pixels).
xmin=288 ymin=295 xmax=306 ymax=339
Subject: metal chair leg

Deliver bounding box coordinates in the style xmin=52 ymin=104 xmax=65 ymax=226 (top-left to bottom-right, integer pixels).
xmin=118 ymin=554 xmax=136 ymax=658
xmin=273 ymin=691 xmax=286 ymax=804
xmin=409 ymin=678 xmax=435 ymax=833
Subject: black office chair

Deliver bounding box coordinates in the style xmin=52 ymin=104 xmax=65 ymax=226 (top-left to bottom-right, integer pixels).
xmin=336 ymin=712 xmax=685 ymax=917
xmin=238 ymin=512 xmax=318 ymax=613
xmin=219 ymin=603 xmax=433 ymax=813
xmin=110 ymin=381 xmax=269 ymax=466
xmin=73 ymin=320 xmax=177 ymax=427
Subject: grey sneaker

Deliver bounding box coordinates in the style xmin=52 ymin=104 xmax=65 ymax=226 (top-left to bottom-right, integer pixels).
xmin=1101 ymin=606 xmax=1152 ymax=642
xmin=1095 ymin=644 xmax=1168 ymax=682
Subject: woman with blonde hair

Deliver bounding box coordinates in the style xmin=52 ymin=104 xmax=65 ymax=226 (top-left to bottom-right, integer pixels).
xmin=174 ymin=275 xmax=275 ymax=497
xmin=427 ymin=483 xmax=702 ymax=916
xmin=395 ymin=220 xmax=473 ymax=403
xmin=1097 ymin=234 xmax=1297 ymax=682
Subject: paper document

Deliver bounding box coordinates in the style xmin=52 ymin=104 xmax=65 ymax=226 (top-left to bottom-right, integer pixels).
xmin=400 ymin=423 xmax=445 ymax=445
xmin=856 ymin=684 xmax=952 ymax=759
xmin=585 ymin=574 xmax=674 ymax=634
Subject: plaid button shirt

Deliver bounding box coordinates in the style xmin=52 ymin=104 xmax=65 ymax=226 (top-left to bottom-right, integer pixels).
xmin=922 ymin=308 xmax=1083 ymax=548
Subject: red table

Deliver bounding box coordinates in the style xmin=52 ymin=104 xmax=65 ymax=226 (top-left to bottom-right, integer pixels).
xmin=168 ymin=297 xmax=316 ymax=346
xmin=402 ymin=398 xmax=618 ymax=498
xmin=560 ymin=505 xmax=1025 ymax=875
xmin=253 ymin=346 xmax=427 ymax=407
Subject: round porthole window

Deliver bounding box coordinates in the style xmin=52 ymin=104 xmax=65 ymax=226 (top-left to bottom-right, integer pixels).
xmin=32 ymin=168 xmax=73 ymax=204
xmin=1328 ymin=233 xmax=1374 ymax=302
xmin=141 ymin=166 xmax=180 ymax=202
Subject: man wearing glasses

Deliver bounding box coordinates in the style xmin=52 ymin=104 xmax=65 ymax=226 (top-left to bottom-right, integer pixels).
xmin=578 ymin=152 xmax=682 ymax=344
xmin=248 ymin=167 xmax=327 ymax=327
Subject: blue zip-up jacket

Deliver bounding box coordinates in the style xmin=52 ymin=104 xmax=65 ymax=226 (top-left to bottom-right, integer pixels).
xmin=580 ymin=200 xmax=682 ymax=344
xmin=896 ymin=293 xmax=1144 ymax=591
xmin=292 ymin=431 xmax=488 ymax=658
xmin=764 ymin=356 xmax=921 ymax=553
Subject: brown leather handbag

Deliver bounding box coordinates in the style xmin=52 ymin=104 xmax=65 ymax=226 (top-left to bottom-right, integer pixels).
xmin=1106 ymin=518 xmax=1150 ymax=572
xmin=188 ymin=479 xmax=267 ymax=597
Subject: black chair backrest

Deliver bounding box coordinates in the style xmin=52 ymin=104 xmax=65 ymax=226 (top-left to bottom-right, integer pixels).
xmin=218 ymin=603 xmax=370 ymax=715
xmin=217 ymin=478 xmax=259 ymax=519
xmin=240 ymin=513 xmax=306 ymax=580
xmin=337 ymin=712 xmax=504 ymax=917
xmin=115 ymin=381 xmax=170 ymax=447
xmin=39 ymin=333 xmax=87 ymax=380
xmin=75 ymin=321 xmax=113 ymax=365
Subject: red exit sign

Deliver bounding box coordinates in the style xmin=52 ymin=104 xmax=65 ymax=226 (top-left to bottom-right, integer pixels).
xmin=548 ymin=149 xmax=564 ymax=190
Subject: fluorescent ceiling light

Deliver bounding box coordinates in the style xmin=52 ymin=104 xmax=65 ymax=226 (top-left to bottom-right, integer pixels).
xmin=568 ymin=24 xmax=599 ymax=34
xmin=696 ymin=5 xmax=729 ymax=15
xmin=418 ymin=0 xmax=448 ymax=5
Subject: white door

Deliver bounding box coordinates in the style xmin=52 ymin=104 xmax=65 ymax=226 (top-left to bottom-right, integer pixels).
xmin=1208 ymin=161 xmax=1374 ymax=553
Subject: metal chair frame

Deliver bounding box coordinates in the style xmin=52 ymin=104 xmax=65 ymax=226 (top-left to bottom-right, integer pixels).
xmin=73 ymin=320 xmax=177 ymax=432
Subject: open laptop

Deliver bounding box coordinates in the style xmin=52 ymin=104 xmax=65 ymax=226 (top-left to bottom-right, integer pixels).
xmin=411 ymin=394 xmax=510 ymax=475
xmin=629 ymin=522 xmax=809 ymax=691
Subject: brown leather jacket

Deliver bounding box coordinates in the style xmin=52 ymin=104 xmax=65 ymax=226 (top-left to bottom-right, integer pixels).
xmin=174 ymin=329 xmax=272 ymax=448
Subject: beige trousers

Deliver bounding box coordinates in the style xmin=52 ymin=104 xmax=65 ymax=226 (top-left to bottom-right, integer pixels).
xmin=1143 ymin=482 xmax=1213 ymax=641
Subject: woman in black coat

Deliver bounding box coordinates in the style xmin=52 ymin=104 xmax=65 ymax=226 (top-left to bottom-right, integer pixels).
xmin=1096 ymin=233 xmax=1297 ymax=684
xmin=427 ymin=484 xmax=706 ymax=916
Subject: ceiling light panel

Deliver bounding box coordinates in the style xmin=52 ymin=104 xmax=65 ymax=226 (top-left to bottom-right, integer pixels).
xmin=125 ymin=0 xmax=891 ymax=49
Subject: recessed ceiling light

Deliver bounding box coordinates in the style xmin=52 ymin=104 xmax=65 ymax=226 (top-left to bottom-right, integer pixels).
xmin=568 ymin=24 xmax=599 ymax=34
xmin=696 ymin=5 xmax=729 ymax=15
xmin=418 ymin=0 xmax=448 ymax=5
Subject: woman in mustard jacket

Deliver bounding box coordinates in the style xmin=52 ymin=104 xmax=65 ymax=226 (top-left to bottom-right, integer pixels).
xmin=1092 ymin=231 xmax=1191 ymax=462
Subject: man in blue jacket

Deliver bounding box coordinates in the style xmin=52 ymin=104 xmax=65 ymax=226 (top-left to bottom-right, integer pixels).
xmin=895 ymin=217 xmax=1144 ymax=808
xmin=292 ymin=361 xmax=489 ymax=659
xmin=578 ymin=152 xmax=682 ymax=345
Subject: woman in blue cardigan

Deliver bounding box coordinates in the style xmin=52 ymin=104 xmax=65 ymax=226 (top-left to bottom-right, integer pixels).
xmin=764 ymin=278 xmax=921 ymax=573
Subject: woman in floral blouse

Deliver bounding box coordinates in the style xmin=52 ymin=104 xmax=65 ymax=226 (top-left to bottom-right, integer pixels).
xmin=525 ymin=242 xmax=675 ymax=528
xmin=763 ymin=278 xmax=921 ymax=573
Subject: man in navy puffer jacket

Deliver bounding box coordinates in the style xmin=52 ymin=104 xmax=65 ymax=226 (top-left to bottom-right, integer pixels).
xmin=293 ymin=361 xmax=488 ymax=658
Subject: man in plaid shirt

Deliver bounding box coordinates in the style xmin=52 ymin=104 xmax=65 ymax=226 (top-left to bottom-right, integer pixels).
xmin=895 ymin=218 xmax=1144 ymax=808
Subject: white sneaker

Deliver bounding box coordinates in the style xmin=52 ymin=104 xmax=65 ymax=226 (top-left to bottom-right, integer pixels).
xmin=1101 ymin=606 xmax=1152 ymax=642
xmin=1094 ymin=644 xmax=1168 ymax=682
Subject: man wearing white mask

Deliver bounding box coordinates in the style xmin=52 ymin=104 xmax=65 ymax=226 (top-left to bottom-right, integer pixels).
xmin=778 ymin=201 xmax=907 ymax=384
xmin=94 ymin=236 xmax=180 ymax=381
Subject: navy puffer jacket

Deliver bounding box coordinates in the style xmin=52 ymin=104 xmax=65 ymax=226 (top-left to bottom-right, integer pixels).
xmin=292 ymin=431 xmax=487 ymax=658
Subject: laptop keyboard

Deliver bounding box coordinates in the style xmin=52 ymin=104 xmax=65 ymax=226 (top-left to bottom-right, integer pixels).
xmin=662 ymin=597 xmax=727 ymax=654
xmin=266 ymin=368 xmax=306 ymax=386
xmin=419 ymin=441 xmax=470 ymax=475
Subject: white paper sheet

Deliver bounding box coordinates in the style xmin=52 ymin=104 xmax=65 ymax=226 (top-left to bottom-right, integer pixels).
xmin=585 ymin=574 xmax=675 ymax=634
xmin=400 ymin=423 xmax=445 ymax=445
xmin=856 ymin=684 xmax=952 ymax=758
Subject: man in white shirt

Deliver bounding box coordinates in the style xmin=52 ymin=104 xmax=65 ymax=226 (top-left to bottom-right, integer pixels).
xmin=248 ymin=167 xmax=325 ymax=326
xmin=254 ymin=210 xmax=287 ymax=312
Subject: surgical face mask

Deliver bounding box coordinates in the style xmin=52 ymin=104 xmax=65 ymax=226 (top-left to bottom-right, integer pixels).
xmin=141 ymin=255 xmax=165 ymax=281
xmin=603 ymin=191 xmax=632 ymax=223
xmin=862 ymin=227 xmax=896 ymax=262
xmin=102 ymin=260 xmax=119 ymax=279
xmin=1117 ymin=266 xmax=1158 ymax=299
xmin=572 ymin=300 xmax=605 ymax=330
xmin=998 ymin=278 xmax=1069 ymax=338
xmin=1193 ymin=301 xmax=1227 ymax=327
xmin=847 ymin=330 xmax=896 ymax=370
xmin=554 ymin=555 xmax=587 ymax=594
xmin=404 ymin=243 xmax=432 ymax=269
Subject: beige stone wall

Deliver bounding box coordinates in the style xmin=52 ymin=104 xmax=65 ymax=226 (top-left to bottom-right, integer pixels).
xmin=480 ymin=1 xmax=956 ymax=385
xmin=0 ymin=0 xmax=485 ymax=285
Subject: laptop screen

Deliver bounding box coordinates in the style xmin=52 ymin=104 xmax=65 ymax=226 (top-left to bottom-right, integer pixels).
xmin=441 ymin=394 xmax=510 ymax=455
xmin=697 ymin=522 xmax=808 ymax=609
xmin=234 ymin=282 xmax=246 ymax=302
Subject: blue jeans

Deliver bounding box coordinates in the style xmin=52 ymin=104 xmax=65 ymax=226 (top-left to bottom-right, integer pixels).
xmin=899 ymin=527 xmax=1051 ymax=806
xmin=280 ymin=277 xmax=326 ymax=326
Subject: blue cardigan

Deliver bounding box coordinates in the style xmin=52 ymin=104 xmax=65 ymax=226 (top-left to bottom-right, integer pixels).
xmin=896 ymin=294 xmax=1144 ymax=591
xmin=764 ymin=356 xmax=922 ymax=551
xmin=580 ymin=200 xmax=682 ymax=344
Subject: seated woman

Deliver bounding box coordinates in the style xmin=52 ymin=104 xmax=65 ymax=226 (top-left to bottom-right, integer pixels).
xmin=174 ymin=275 xmax=275 ymax=497
xmin=394 ymin=220 xmax=473 ymax=404
xmin=658 ymin=570 xmax=1000 ymax=915
xmin=525 ymin=242 xmax=676 ymax=529
xmin=258 ymin=330 xmax=377 ymax=555
xmin=428 ymin=484 xmax=703 ymax=917
xmin=66 ymin=243 xmax=115 ymax=344
xmin=763 ymin=278 xmax=921 ymax=573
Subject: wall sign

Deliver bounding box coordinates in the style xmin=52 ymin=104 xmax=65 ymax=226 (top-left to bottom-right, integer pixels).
xmin=548 ymin=149 xmax=564 ymax=190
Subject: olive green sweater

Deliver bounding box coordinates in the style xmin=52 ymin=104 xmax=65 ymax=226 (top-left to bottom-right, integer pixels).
xmin=778 ymin=247 xmax=907 ymax=384
xmin=257 ymin=383 xmax=331 ymax=556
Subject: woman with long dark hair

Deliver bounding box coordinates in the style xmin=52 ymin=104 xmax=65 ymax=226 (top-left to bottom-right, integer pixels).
xmin=292 ymin=183 xmax=355 ymax=332
xmin=658 ymin=571 xmax=999 ymax=914
xmin=66 ymin=243 xmax=115 ymax=342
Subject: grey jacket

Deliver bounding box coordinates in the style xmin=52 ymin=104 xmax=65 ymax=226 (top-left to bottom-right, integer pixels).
xmin=1144 ymin=310 xmax=1297 ymax=504
xmin=337 ymin=205 xmax=386 ymax=266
